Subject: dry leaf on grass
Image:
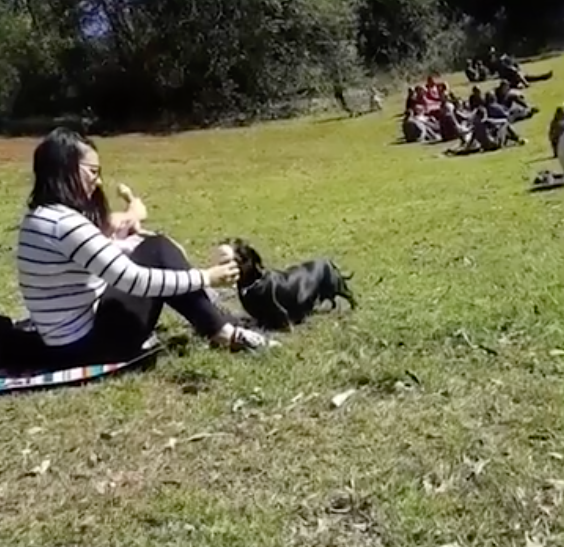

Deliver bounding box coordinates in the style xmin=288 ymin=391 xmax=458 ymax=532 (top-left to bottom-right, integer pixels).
xmin=164 ymin=437 xmax=178 ymax=451
xmin=31 ymin=459 xmax=51 ymax=476
xmin=26 ymin=426 xmax=44 ymax=436
xmin=186 ymin=432 xmax=227 ymax=443
xmin=423 ymin=474 xmax=453 ymax=495
xmin=330 ymin=389 xmax=357 ymax=409
xmin=290 ymin=392 xmax=304 ymax=404
xmin=463 ymin=456 xmax=489 ymax=479
xmin=547 ymin=479 xmax=564 ymax=491
xmin=525 ymin=534 xmax=545 ymax=547
xmin=232 ymin=398 xmax=246 ymax=412
xmin=94 ymin=480 xmax=116 ymax=495
xmin=99 ymin=430 xmax=122 ymax=441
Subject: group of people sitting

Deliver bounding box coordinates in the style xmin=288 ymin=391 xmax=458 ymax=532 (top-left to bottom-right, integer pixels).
xmin=402 ymin=73 xmax=539 ymax=155
xmin=466 ymin=46 xmax=553 ymax=88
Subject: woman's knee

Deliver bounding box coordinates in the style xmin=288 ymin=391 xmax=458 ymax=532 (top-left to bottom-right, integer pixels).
xmin=134 ymin=234 xmax=192 ymax=269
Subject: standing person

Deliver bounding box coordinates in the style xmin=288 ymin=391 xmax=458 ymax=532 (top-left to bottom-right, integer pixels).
xmin=549 ymin=106 xmax=564 ymax=158
xmin=5 ymin=128 xmax=279 ymax=369
xmin=485 ymin=46 xmax=501 ymax=76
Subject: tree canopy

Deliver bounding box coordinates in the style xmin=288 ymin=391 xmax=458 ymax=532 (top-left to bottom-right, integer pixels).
xmin=0 ymin=0 xmax=562 ymax=130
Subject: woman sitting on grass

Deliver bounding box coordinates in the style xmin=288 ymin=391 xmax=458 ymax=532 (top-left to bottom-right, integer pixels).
xmin=4 ymin=127 xmax=279 ymax=369
xmin=402 ymin=106 xmax=440 ymax=143
xmin=445 ymin=106 xmax=526 ymax=156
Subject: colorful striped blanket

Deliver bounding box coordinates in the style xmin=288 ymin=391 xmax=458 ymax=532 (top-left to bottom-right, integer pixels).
xmin=0 ymin=334 xmax=163 ymax=394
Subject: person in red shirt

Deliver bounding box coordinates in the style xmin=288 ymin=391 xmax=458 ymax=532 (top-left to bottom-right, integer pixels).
xmin=425 ymin=76 xmax=441 ymax=101
xmin=414 ymin=85 xmax=440 ymax=115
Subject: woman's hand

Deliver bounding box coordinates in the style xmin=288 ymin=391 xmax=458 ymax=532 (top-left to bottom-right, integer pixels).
xmin=109 ymin=213 xmax=142 ymax=239
xmin=109 ymin=183 xmax=148 ymax=239
xmin=117 ymin=184 xmax=148 ymax=221
xmin=204 ymin=260 xmax=240 ymax=287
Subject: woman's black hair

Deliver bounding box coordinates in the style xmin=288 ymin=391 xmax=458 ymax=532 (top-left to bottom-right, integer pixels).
xmin=29 ymin=127 xmax=110 ymax=232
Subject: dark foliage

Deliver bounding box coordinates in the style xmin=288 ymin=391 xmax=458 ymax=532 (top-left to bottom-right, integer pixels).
xmin=0 ymin=0 xmax=562 ymax=131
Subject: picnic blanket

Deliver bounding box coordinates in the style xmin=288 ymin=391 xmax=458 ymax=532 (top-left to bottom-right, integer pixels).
xmin=0 ymin=333 xmax=163 ymax=394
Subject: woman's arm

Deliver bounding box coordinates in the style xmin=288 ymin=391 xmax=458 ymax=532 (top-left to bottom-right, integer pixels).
xmin=55 ymin=211 xmax=237 ymax=296
xmin=109 ymin=184 xmax=148 ymax=238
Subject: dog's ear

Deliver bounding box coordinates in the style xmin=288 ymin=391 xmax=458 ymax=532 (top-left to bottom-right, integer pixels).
xmin=249 ymin=247 xmax=264 ymax=269
xmin=230 ymin=238 xmax=246 ymax=262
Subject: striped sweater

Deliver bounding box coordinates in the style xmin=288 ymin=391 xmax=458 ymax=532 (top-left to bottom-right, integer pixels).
xmin=17 ymin=204 xmax=209 ymax=346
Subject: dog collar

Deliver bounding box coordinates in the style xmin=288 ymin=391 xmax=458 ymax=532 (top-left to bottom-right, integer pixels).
xmin=240 ymin=278 xmax=261 ymax=296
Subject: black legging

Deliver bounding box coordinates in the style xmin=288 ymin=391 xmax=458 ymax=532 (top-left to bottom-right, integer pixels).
xmin=0 ymin=235 xmax=228 ymax=372
xmin=524 ymin=72 xmax=553 ymax=83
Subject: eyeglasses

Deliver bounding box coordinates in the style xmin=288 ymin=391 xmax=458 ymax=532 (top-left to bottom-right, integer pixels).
xmin=80 ymin=163 xmax=102 ymax=179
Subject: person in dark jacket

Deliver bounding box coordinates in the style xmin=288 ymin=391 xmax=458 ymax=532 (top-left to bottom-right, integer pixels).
xmin=549 ymin=106 xmax=564 ymax=158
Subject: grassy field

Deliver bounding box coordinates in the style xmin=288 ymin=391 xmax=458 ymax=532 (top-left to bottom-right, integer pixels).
xmin=0 ymin=56 xmax=564 ymax=547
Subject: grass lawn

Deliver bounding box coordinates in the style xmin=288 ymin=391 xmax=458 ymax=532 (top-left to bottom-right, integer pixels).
xmin=1 ymin=56 xmax=564 ymax=547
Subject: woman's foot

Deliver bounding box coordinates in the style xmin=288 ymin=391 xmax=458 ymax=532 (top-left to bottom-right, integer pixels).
xmin=230 ymin=327 xmax=281 ymax=352
xmin=211 ymin=324 xmax=280 ymax=352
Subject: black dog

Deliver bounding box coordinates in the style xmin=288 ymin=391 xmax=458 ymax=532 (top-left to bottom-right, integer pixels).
xmin=226 ymin=238 xmax=357 ymax=330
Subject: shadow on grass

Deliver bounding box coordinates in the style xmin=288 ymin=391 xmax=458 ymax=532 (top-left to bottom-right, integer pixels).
xmin=313 ymin=115 xmax=352 ymax=124
xmin=0 ymin=108 xmax=307 ymax=138
xmin=389 ymin=137 xmax=450 ymax=147
xmin=312 ymin=110 xmax=380 ymax=125
xmin=390 ymin=137 xmax=408 ymax=146
xmin=520 ymin=49 xmax=563 ymax=64
xmin=526 ymin=155 xmax=556 ymax=164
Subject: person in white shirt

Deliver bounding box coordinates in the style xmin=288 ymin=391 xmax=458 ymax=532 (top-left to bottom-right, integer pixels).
xmin=8 ymin=127 xmax=279 ymax=369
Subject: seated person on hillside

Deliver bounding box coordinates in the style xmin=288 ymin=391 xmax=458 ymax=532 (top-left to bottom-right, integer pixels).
xmin=437 ymin=82 xmax=460 ymax=105
xmin=405 ymin=87 xmax=416 ymax=112
xmin=498 ymin=56 xmax=530 ymax=88
xmin=436 ymin=86 xmax=471 ymax=123
xmin=497 ymin=55 xmax=553 ymax=88
xmin=437 ymin=99 xmax=471 ymax=143
xmin=414 ymin=85 xmax=440 ymax=115
xmin=475 ymin=60 xmax=488 ymax=82
xmin=484 ymin=91 xmax=510 ymax=120
xmin=465 ymin=59 xmax=478 ymax=82
xmin=446 ymin=106 xmax=525 ymax=155
xmin=414 ymin=104 xmax=440 ymax=136
xmin=468 ymin=86 xmax=485 ymax=111
xmin=484 ymin=46 xmax=501 ymax=76
xmin=465 ymin=59 xmax=488 ymax=83
xmin=495 ymin=80 xmax=528 ymax=109
xmin=402 ymin=110 xmax=422 ymax=143
xmin=549 ymin=106 xmax=564 ymax=158
xmin=454 ymin=103 xmax=473 ymax=125
xmin=402 ymin=107 xmax=440 ymax=143
xmin=425 ymin=76 xmax=442 ymax=101
xmin=483 ymin=90 xmax=536 ymax=124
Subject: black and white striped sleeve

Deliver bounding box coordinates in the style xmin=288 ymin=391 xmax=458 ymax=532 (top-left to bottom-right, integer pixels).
xmin=55 ymin=212 xmax=209 ymax=297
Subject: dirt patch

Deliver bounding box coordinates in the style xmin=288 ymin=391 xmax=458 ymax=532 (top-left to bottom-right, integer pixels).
xmin=0 ymin=138 xmax=37 ymax=163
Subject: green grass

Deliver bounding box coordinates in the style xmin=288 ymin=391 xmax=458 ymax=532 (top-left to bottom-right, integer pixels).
xmin=1 ymin=57 xmax=564 ymax=546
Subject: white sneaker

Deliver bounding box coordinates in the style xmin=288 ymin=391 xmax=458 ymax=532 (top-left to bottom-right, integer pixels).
xmin=230 ymin=327 xmax=281 ymax=352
